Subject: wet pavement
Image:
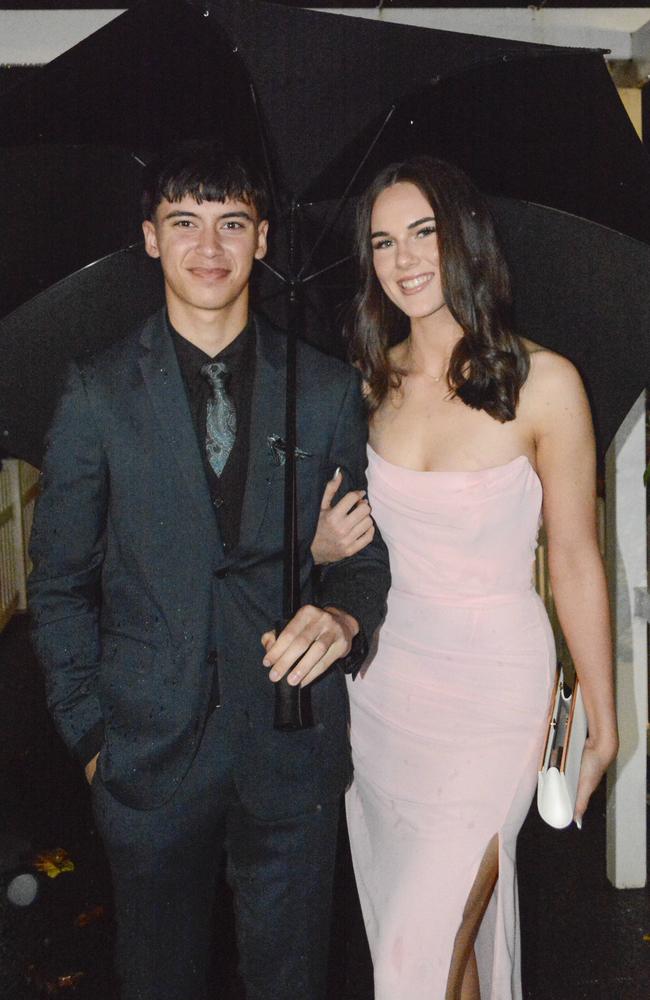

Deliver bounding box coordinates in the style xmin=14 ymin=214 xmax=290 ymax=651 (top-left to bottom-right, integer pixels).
xmin=1 ymin=615 xmax=648 ymax=999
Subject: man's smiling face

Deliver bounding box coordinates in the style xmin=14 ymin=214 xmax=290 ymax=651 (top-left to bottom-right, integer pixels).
xmin=142 ymin=195 xmax=268 ymax=322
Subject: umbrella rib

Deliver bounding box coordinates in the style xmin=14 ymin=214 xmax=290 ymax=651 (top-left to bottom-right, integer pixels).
xmin=302 ymin=255 xmax=354 ymax=285
xmin=249 ymin=82 xmax=283 ymax=222
xmin=296 ymin=105 xmax=396 ymax=282
xmin=258 ymin=258 xmax=289 ymax=283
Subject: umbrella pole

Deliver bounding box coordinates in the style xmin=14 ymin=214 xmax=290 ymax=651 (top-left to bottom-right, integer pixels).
xmin=273 ymin=201 xmax=313 ymax=731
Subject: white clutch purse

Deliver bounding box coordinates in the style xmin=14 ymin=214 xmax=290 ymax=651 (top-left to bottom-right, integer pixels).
xmin=537 ymin=668 xmax=588 ymax=829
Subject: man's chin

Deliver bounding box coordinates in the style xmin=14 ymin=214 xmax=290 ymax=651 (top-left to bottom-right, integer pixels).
xmin=175 ymin=291 xmax=238 ymax=313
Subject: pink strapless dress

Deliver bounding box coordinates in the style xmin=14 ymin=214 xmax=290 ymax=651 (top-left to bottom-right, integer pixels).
xmin=346 ymin=447 xmax=556 ymax=1000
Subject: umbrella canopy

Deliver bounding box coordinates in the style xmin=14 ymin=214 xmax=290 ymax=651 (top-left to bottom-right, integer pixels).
xmin=490 ymin=199 xmax=650 ymax=452
xmin=0 ymin=145 xmax=144 ymax=318
xmin=0 ymin=0 xmax=648 ymax=462
xmin=214 ymin=0 xmax=650 ymax=244
xmin=0 ymin=248 xmax=162 ymax=468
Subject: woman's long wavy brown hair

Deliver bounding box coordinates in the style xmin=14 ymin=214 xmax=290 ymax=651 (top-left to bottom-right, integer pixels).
xmin=345 ymin=157 xmax=529 ymax=421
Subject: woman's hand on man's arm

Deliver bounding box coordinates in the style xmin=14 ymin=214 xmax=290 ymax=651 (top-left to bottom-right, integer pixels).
xmin=310 ymin=468 xmax=375 ymax=565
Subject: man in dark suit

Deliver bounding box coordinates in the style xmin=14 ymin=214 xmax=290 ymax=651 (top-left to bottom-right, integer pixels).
xmin=28 ymin=142 xmax=389 ymax=1000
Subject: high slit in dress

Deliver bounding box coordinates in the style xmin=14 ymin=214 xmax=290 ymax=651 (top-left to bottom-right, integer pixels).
xmin=346 ymin=447 xmax=556 ymax=1000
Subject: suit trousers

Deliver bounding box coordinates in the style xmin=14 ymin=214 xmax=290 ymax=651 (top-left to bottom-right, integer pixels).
xmin=91 ymin=706 xmax=340 ymax=1000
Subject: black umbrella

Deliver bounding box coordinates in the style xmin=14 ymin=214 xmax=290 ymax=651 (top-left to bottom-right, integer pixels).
xmin=1 ymin=0 xmax=648 ymax=452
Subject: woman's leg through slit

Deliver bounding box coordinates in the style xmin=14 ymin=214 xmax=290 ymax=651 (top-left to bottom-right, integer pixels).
xmin=445 ymin=833 xmax=499 ymax=1000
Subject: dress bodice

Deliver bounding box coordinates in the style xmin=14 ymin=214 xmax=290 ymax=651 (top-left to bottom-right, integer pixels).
xmin=367 ymin=446 xmax=542 ymax=603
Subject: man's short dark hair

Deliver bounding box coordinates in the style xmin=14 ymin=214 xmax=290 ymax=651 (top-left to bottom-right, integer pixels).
xmin=141 ymin=141 xmax=270 ymax=221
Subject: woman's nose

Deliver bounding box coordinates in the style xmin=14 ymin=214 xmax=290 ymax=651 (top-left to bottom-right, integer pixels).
xmin=395 ymin=241 xmax=418 ymax=268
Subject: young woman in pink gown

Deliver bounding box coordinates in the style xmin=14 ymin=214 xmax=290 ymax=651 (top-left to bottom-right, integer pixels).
xmin=312 ymin=158 xmax=618 ymax=999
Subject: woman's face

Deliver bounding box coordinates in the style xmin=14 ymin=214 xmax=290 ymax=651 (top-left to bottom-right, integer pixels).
xmin=370 ymin=181 xmax=447 ymax=323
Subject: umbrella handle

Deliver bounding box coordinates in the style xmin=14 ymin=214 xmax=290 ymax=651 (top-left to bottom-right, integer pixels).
xmin=273 ymin=619 xmax=314 ymax=731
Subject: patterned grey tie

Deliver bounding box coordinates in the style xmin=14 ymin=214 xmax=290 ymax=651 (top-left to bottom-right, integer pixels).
xmin=201 ymin=360 xmax=236 ymax=477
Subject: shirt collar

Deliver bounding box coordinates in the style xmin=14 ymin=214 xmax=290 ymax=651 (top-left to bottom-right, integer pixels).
xmin=167 ymin=312 xmax=254 ymax=378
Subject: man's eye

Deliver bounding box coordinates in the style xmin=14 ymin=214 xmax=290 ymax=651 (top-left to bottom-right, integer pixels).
xmin=173 ymin=219 xmax=195 ymax=228
xmin=223 ymin=221 xmax=244 ymax=230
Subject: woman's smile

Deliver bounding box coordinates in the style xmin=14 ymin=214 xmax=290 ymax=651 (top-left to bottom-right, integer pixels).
xmin=397 ymin=272 xmax=435 ymax=293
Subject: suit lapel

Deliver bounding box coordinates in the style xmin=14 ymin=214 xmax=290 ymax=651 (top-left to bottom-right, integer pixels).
xmin=137 ymin=310 xmax=221 ymax=547
xmin=237 ymin=315 xmax=286 ymax=550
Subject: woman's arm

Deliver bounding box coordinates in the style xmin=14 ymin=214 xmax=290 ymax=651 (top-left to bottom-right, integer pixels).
xmin=310 ymin=367 xmax=376 ymax=566
xmin=531 ymin=351 xmax=618 ymax=826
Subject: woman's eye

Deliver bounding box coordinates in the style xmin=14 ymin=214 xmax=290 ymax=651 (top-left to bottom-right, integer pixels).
xmin=372 ymin=238 xmax=392 ymax=251
xmin=416 ymin=226 xmax=436 ymax=238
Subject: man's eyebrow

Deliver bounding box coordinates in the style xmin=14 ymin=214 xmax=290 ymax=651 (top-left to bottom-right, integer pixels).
xmin=162 ymin=209 xmax=255 ymax=222
xmin=163 ymin=209 xmax=199 ymax=220
xmin=370 ymin=216 xmax=436 ymax=240
xmin=219 ymin=211 xmax=255 ymax=221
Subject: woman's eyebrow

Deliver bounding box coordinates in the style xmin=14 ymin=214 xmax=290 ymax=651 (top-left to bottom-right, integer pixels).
xmin=407 ymin=216 xmax=436 ymax=229
xmin=371 ymin=215 xmax=436 ymax=239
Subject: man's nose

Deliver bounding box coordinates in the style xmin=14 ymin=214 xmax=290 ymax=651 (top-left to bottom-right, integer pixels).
xmin=197 ymin=229 xmax=222 ymax=256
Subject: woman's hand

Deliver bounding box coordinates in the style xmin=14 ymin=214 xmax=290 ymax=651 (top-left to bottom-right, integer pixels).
xmin=310 ymin=468 xmax=375 ymax=565
xmin=574 ymin=731 xmax=618 ymax=828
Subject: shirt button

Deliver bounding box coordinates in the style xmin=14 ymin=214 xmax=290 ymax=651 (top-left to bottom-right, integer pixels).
xmin=213 ymin=496 xmax=224 ymax=509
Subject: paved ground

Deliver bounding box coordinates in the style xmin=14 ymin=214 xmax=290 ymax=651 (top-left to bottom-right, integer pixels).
xmin=1 ymin=615 xmax=648 ymax=999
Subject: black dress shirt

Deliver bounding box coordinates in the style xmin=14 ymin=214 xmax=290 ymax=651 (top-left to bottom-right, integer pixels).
xmin=169 ymin=315 xmax=256 ymax=553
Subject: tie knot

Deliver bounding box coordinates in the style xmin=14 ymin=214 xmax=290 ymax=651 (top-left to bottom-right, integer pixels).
xmin=201 ymin=360 xmax=229 ymax=394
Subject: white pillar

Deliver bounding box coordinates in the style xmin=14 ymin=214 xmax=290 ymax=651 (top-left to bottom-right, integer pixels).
xmin=6 ymin=460 xmax=28 ymax=612
xmin=605 ymin=391 xmax=647 ymax=889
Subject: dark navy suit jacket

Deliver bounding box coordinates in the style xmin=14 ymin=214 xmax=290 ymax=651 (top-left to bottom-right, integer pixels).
xmin=28 ymin=310 xmax=390 ymax=816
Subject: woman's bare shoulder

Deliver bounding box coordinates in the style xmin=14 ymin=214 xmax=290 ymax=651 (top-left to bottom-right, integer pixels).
xmin=522 ymin=339 xmax=584 ymax=395
xmin=520 ymin=339 xmax=591 ymax=440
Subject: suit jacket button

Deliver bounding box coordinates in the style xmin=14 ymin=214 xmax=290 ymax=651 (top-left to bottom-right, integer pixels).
xmin=214 ymin=567 xmax=228 ymax=579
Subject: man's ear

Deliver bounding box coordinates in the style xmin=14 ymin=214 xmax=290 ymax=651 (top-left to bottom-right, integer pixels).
xmin=255 ymin=219 xmax=269 ymax=261
xmin=142 ymin=219 xmax=160 ymax=259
